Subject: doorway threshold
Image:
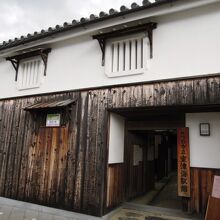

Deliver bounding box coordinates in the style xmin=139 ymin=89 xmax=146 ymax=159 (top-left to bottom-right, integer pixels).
xmin=108 ymin=203 xmax=203 ymax=220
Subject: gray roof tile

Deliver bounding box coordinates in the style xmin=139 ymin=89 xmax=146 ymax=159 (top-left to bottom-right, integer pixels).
xmin=0 ymin=0 xmax=177 ymax=51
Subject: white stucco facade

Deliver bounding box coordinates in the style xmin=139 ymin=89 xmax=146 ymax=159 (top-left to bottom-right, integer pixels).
xmin=186 ymin=112 xmax=220 ymax=169
xmin=0 ymin=0 xmax=220 ymax=99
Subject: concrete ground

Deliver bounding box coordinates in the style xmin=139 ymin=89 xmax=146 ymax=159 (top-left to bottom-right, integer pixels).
xmin=149 ymin=173 xmax=182 ymax=210
xmin=0 ymin=197 xmax=109 ymax=220
xmin=131 ymin=176 xmax=170 ymax=205
xmin=112 ymin=173 xmax=203 ymax=220
xmin=0 ymin=196 xmax=203 ymax=220
xmin=0 ymin=181 xmax=203 ymax=220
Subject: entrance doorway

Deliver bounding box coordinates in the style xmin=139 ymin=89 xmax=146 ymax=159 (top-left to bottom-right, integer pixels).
xmin=126 ymin=129 xmax=181 ymax=210
xmin=106 ymin=107 xmax=185 ymax=212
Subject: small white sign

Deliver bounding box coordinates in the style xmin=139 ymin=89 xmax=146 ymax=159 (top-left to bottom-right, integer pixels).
xmin=46 ymin=114 xmax=61 ymax=127
xmin=200 ymin=123 xmax=210 ymax=136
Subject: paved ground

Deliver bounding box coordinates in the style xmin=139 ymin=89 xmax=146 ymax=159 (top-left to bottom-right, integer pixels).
xmin=150 ymin=173 xmax=182 ymax=210
xmin=0 ymin=195 xmax=203 ymax=220
xmin=0 ymin=197 xmax=109 ymax=220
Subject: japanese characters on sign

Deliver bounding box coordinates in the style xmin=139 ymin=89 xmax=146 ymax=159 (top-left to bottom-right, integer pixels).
xmin=46 ymin=114 xmax=61 ymax=127
xmin=177 ymin=128 xmax=191 ymax=197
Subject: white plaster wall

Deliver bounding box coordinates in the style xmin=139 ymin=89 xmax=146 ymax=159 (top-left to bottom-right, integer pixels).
xmin=1 ymin=2 xmax=220 ymax=98
xmin=186 ymin=112 xmax=220 ymax=169
xmin=108 ymin=113 xmax=125 ymax=164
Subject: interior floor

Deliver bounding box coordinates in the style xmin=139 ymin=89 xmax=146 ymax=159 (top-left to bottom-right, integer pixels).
xmin=150 ymin=172 xmax=181 ymax=210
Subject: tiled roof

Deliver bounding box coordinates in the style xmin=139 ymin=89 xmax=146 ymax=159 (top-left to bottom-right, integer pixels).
xmin=24 ymin=99 xmax=76 ymax=111
xmin=0 ymin=0 xmax=176 ymax=51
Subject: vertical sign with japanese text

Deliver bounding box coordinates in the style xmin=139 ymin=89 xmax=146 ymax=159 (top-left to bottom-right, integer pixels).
xmin=177 ymin=127 xmax=191 ymax=197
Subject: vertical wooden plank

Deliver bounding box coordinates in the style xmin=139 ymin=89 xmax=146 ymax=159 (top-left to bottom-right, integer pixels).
xmin=64 ymin=93 xmax=79 ymax=208
xmin=165 ymin=82 xmax=177 ymax=105
xmin=11 ymin=99 xmax=28 ymax=198
xmin=128 ymin=85 xmax=143 ymax=107
xmin=56 ymin=126 xmax=68 ymax=205
xmin=153 ymin=83 xmax=166 ymax=106
xmin=193 ymin=79 xmax=208 ymax=105
xmin=4 ymin=99 xmax=22 ymax=198
xmin=40 ymin=127 xmax=53 ymax=203
xmin=95 ymin=89 xmax=109 ymax=216
xmin=142 ymin=84 xmax=154 ymax=106
xmin=136 ymin=38 xmax=142 ymax=69
xmin=49 ymin=127 xmax=59 ymax=205
xmin=74 ymin=91 xmax=88 ymax=212
xmin=18 ymin=97 xmax=36 ymax=200
xmin=130 ymin=40 xmax=136 ymax=71
xmin=125 ymin=41 xmax=130 ymax=71
xmin=119 ymin=42 xmax=124 ymax=72
xmin=194 ymin=168 xmax=200 ymax=213
xmin=112 ymin=43 xmax=118 ymax=73
xmin=81 ymin=90 xmax=98 ymax=214
xmin=207 ymin=77 xmax=220 ymax=104
xmin=201 ymin=169 xmax=208 ymax=214
xmin=0 ymin=100 xmax=14 ymax=195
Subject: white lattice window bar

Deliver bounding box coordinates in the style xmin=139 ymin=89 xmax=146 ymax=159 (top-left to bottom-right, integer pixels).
xmin=17 ymin=56 xmax=44 ymax=90
xmin=105 ymin=33 xmax=150 ymax=77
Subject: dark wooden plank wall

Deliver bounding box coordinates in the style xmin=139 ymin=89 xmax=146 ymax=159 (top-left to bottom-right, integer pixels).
xmin=187 ymin=167 xmax=220 ymax=215
xmin=106 ymin=131 xmax=155 ymax=210
xmin=0 ymin=75 xmax=220 ymax=216
xmin=124 ymin=131 xmax=149 ymax=199
xmin=106 ymin=163 xmax=124 ymax=208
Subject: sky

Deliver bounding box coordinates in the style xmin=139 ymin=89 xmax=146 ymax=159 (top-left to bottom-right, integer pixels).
xmin=0 ymin=0 xmax=155 ymax=43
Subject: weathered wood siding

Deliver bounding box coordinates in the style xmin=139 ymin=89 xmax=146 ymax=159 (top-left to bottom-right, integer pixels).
xmin=188 ymin=167 xmax=220 ymax=214
xmin=106 ymin=163 xmax=124 ymax=209
xmin=0 ymin=75 xmax=220 ymax=216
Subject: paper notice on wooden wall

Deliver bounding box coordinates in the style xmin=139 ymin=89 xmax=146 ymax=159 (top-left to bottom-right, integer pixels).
xmin=133 ymin=145 xmax=143 ymax=166
xmin=212 ymin=176 xmax=220 ymax=199
xmin=133 ymin=145 xmax=139 ymax=166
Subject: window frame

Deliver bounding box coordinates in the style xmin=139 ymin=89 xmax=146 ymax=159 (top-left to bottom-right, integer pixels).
xmin=6 ymin=48 xmax=51 ymax=90
xmin=93 ymin=22 xmax=157 ymax=77
xmin=104 ymin=32 xmax=150 ymax=78
xmin=16 ymin=56 xmax=44 ymax=90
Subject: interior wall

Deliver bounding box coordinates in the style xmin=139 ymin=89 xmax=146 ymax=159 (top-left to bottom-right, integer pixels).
xmin=124 ymin=132 xmax=149 ymax=199
xmin=108 ymin=113 xmax=125 ymax=164
xmin=186 ymin=112 xmax=220 ymax=169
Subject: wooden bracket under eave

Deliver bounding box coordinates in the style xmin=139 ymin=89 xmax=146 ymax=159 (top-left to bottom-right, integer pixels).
xmin=93 ymin=22 xmax=157 ymax=65
xmin=6 ymin=58 xmax=19 ymax=81
xmin=39 ymin=49 xmax=51 ymax=76
xmin=97 ymin=38 xmax=106 ymax=66
xmin=147 ymin=29 xmax=153 ymax=59
xmin=6 ymin=48 xmax=51 ymax=81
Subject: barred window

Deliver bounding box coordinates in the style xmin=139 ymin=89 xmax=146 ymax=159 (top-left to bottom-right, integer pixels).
xmin=17 ymin=56 xmax=44 ymax=90
xmin=105 ymin=33 xmax=150 ymax=77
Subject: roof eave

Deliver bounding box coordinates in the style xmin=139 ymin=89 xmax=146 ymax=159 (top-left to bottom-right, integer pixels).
xmin=0 ymin=0 xmax=178 ymax=52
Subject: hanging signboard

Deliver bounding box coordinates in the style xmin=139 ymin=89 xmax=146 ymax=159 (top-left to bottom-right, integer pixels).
xmin=177 ymin=127 xmax=191 ymax=197
xmin=46 ymin=114 xmax=61 ymax=127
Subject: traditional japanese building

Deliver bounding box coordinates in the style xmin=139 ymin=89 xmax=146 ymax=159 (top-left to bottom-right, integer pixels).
xmin=0 ymin=0 xmax=220 ymax=217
